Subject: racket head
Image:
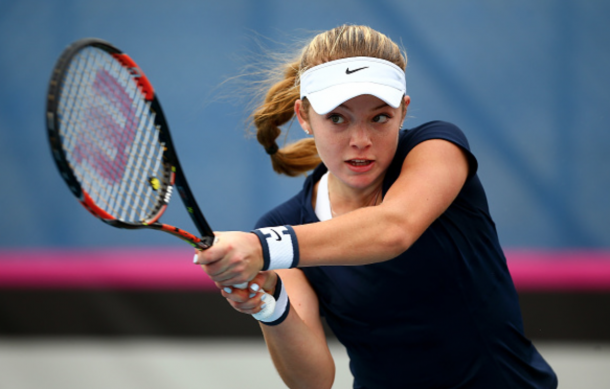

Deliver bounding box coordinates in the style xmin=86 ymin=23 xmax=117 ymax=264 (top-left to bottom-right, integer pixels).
xmin=46 ymin=38 xmax=213 ymax=248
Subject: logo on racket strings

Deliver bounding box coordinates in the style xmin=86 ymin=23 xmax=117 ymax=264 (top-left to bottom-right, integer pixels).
xmin=73 ymin=69 xmax=137 ymax=185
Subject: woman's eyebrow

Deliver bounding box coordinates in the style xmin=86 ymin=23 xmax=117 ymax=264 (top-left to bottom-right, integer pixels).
xmin=373 ymin=102 xmax=390 ymax=110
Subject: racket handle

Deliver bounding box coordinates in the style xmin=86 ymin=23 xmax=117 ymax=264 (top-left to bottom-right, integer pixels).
xmin=232 ymin=283 xmax=276 ymax=321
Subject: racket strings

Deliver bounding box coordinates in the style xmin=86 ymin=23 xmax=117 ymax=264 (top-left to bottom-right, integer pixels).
xmin=58 ymin=47 xmax=167 ymax=223
xmin=63 ymin=51 xmax=140 ymax=216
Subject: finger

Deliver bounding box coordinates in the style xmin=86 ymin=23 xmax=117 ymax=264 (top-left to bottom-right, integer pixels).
xmin=222 ymin=289 xmax=254 ymax=303
xmin=201 ymin=259 xmax=246 ymax=285
xmin=219 ymin=279 xmax=263 ymax=300
xmin=193 ymin=237 xmax=225 ymax=265
xmin=194 ymin=251 xmax=215 ymax=266
xmin=249 ymin=271 xmax=277 ymax=294
xmin=227 ymin=295 xmax=263 ymax=314
xmin=202 ymin=254 xmax=242 ymax=279
xmin=232 ymin=282 xmax=255 ymax=298
xmin=209 ymin=265 xmax=253 ymax=286
xmin=200 ymin=264 xmax=229 ymax=282
xmin=202 ymin=253 xmax=257 ymax=286
xmin=218 ymin=283 xmax=254 ymax=303
xmin=226 ymin=298 xmax=252 ymax=314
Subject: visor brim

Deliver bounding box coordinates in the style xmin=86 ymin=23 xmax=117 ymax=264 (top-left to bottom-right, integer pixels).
xmin=306 ymin=83 xmax=404 ymax=115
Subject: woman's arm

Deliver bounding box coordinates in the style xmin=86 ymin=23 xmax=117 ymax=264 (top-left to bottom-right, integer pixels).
xmin=297 ymin=138 xmax=470 ymax=266
xmin=221 ymin=269 xmax=334 ymax=389
xmin=196 ymin=138 xmax=469 ymax=284
xmin=261 ymin=269 xmax=334 ymax=389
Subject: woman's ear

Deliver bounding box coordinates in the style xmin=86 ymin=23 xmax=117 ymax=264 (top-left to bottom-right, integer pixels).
xmin=295 ymin=99 xmax=312 ymax=135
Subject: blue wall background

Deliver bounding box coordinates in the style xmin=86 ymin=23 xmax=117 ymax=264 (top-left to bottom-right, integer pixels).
xmin=0 ymin=0 xmax=608 ymax=249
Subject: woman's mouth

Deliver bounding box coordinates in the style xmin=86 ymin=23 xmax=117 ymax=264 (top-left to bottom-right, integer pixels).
xmin=345 ymin=159 xmax=375 ymax=173
xmin=347 ymin=159 xmax=373 ymax=166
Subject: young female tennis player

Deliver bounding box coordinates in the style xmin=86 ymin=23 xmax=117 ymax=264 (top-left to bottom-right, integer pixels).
xmin=195 ymin=25 xmax=557 ymax=389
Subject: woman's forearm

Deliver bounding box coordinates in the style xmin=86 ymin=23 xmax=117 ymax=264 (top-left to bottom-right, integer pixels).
xmin=295 ymin=202 xmax=418 ymax=267
xmin=261 ymin=306 xmax=335 ymax=389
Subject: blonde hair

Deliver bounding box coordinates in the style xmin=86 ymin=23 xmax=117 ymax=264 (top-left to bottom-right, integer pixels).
xmin=252 ymin=25 xmax=407 ymax=176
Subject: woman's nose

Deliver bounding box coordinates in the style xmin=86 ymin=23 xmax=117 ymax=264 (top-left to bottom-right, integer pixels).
xmin=349 ymin=125 xmax=372 ymax=149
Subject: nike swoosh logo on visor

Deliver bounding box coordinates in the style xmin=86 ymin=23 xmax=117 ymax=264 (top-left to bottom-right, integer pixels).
xmin=345 ymin=66 xmax=369 ymax=74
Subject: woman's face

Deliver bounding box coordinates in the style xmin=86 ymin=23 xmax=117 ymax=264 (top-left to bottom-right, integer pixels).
xmin=296 ymin=94 xmax=410 ymax=192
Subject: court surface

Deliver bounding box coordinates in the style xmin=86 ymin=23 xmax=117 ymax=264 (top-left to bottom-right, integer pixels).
xmin=0 ymin=339 xmax=608 ymax=388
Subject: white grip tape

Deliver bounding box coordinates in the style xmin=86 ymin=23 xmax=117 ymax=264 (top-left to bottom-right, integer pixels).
xmin=253 ymin=293 xmax=278 ymax=322
xmin=257 ymin=277 xmax=289 ymax=325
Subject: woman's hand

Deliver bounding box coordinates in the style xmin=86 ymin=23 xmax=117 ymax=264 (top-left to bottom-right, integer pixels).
xmin=215 ymin=271 xmax=278 ymax=316
xmin=194 ymin=231 xmax=264 ymax=286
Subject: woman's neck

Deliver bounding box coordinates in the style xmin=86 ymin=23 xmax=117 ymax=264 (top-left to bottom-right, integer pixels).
xmin=327 ymin=172 xmax=383 ymax=217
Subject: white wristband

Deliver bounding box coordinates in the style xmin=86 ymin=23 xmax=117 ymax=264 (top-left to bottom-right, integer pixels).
xmin=257 ymin=276 xmax=290 ymax=326
xmin=251 ymin=225 xmax=300 ymax=270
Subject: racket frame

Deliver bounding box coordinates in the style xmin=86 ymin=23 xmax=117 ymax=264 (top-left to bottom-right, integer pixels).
xmin=46 ymin=38 xmax=215 ymax=249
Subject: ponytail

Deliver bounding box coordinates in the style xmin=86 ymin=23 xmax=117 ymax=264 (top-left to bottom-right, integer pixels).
xmin=252 ymin=60 xmax=320 ymax=177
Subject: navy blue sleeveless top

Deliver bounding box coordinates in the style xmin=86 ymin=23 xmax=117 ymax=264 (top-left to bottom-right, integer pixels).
xmin=255 ymin=121 xmax=557 ymax=388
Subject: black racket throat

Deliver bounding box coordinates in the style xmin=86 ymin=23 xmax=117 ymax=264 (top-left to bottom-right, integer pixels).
xmin=46 ymin=38 xmax=214 ymax=250
xmin=148 ymin=97 xmax=214 ymax=239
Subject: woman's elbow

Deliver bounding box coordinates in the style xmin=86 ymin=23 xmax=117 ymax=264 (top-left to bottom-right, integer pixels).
xmin=383 ymin=216 xmax=420 ymax=258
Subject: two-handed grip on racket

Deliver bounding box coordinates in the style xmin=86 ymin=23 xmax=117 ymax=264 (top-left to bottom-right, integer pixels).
xmin=208 ymin=237 xmax=276 ymax=321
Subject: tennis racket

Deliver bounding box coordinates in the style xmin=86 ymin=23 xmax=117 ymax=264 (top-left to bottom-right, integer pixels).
xmin=46 ymin=38 xmax=274 ymax=320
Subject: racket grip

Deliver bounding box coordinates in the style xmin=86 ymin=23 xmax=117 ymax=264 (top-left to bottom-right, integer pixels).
xmin=232 ymin=283 xmax=276 ymax=321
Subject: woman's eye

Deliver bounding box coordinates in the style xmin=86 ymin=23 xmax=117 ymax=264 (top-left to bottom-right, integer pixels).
xmin=373 ymin=114 xmax=390 ymax=123
xmin=329 ymin=115 xmax=345 ymax=124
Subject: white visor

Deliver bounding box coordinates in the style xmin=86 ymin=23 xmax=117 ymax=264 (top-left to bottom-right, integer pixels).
xmin=299 ymin=56 xmax=406 ymax=115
